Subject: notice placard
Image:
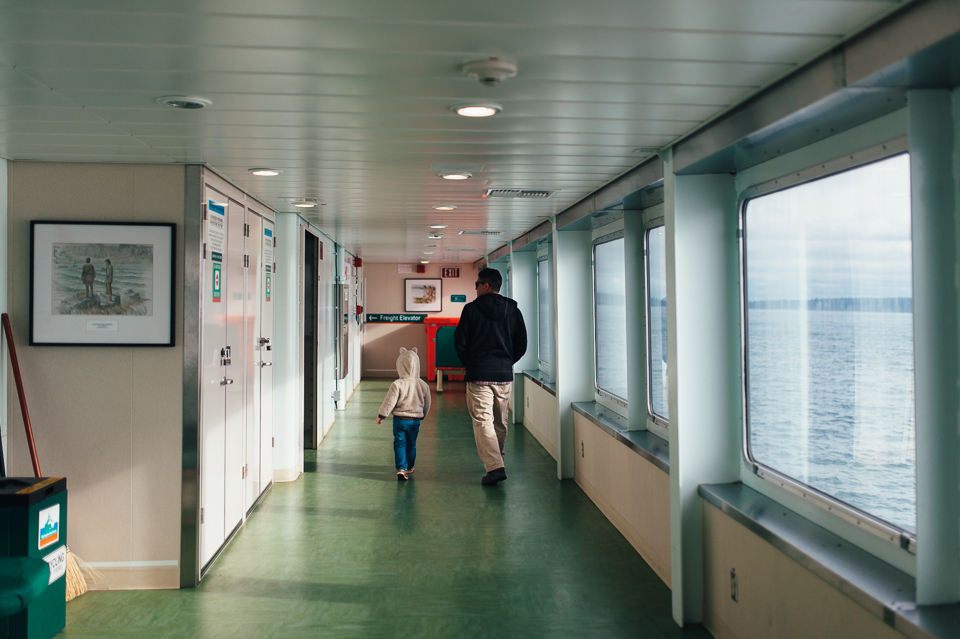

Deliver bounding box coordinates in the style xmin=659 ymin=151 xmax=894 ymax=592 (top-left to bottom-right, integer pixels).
xmin=38 ymin=504 xmax=60 ymax=550
xmin=44 ymin=546 xmax=67 ymax=584
xmin=206 ymin=200 xmax=225 ymax=263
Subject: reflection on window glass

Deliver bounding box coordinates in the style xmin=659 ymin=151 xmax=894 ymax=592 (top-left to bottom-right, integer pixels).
xmin=594 ymin=238 xmax=628 ymax=400
xmin=501 ymin=269 xmax=511 ymax=299
xmin=537 ymin=259 xmax=554 ymax=366
xmin=646 ymin=227 xmax=668 ymax=420
xmin=745 ymin=154 xmax=915 ymax=532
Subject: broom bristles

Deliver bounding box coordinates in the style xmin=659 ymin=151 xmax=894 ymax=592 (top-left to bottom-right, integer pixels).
xmin=65 ymin=546 xmax=100 ymax=602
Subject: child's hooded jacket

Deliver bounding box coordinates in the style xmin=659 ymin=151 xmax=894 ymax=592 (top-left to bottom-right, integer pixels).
xmin=378 ymin=347 xmax=431 ymax=420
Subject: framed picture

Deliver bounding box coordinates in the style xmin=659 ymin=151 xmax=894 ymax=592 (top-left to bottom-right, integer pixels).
xmin=30 ymin=221 xmax=176 ymax=346
xmin=404 ymin=278 xmax=442 ymax=313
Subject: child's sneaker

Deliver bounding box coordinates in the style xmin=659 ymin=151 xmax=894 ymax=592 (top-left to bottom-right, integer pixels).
xmin=397 ymin=470 xmax=408 ymax=481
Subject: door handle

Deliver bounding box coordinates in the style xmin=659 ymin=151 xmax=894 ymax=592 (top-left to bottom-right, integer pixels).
xmin=260 ymin=362 xmax=273 ymax=368
xmin=221 ymin=378 xmax=234 ymax=386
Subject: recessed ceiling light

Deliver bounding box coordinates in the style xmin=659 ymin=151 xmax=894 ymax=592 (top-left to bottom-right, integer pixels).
xmin=433 ymin=205 xmax=457 ymax=211
xmin=421 ymin=260 xmax=430 ymax=264
xmin=425 ymin=244 xmax=438 ymax=247
xmin=450 ymin=103 xmax=502 ymax=118
xmin=440 ymin=173 xmax=471 ymax=180
xmin=423 ymin=251 xmax=434 ymax=255
xmin=249 ymin=168 xmax=281 ymax=176
xmin=155 ymin=95 xmax=211 ymax=109
xmin=427 ymin=234 xmax=443 ymax=239
xmin=293 ymin=200 xmax=317 ymax=208
xmin=429 ymin=224 xmax=448 ymax=229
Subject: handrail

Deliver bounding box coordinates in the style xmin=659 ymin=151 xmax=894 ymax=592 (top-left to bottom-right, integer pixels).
xmin=1 ymin=314 xmax=41 ymax=478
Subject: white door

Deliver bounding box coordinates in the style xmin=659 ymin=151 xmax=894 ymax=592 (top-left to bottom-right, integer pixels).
xmin=223 ymin=198 xmax=246 ymax=535
xmin=244 ymin=212 xmax=263 ymax=512
xmin=200 ymin=187 xmax=229 ymax=567
xmin=260 ymin=220 xmax=275 ymax=489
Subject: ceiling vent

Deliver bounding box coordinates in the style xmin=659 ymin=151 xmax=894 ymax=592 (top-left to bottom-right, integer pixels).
xmin=457 ymin=230 xmax=503 ymax=236
xmin=484 ymin=189 xmax=556 ymax=199
xmin=446 ymin=247 xmax=478 ymax=251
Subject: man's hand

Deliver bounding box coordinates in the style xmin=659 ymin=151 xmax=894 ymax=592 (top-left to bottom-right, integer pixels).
xmin=376 ymin=417 xmax=382 ymax=424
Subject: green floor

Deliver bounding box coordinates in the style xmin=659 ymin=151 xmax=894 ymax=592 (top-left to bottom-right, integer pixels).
xmin=63 ymin=380 xmax=712 ymax=638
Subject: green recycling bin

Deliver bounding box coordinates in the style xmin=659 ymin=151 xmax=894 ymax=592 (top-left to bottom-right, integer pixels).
xmin=0 ymin=477 xmax=67 ymax=639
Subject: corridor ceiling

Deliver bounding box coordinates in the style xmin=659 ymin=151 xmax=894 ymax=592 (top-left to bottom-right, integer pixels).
xmin=0 ymin=0 xmax=903 ymax=262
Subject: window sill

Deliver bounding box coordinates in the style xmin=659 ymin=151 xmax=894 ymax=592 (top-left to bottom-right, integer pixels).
xmin=522 ymin=370 xmax=556 ymax=396
xmin=571 ymin=402 xmax=669 ymax=473
xmin=699 ymin=482 xmax=960 ymax=639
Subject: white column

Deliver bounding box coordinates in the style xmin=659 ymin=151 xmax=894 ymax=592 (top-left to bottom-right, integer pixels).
xmin=553 ymin=226 xmax=594 ymax=479
xmin=272 ymin=212 xmax=303 ymax=482
xmin=665 ymin=150 xmax=742 ymax=624
xmin=510 ymin=247 xmax=539 ymax=425
xmin=909 ymin=89 xmax=960 ymax=605
xmin=624 ymin=209 xmax=648 ymax=431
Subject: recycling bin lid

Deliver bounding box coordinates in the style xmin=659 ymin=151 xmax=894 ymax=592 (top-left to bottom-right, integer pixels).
xmin=0 ymin=477 xmax=66 ymax=507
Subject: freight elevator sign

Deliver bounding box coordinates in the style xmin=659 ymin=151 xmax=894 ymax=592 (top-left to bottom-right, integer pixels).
xmin=366 ymin=314 xmax=427 ymax=323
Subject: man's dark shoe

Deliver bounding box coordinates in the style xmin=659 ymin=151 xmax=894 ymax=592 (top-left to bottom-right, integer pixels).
xmin=481 ymin=467 xmax=507 ymax=486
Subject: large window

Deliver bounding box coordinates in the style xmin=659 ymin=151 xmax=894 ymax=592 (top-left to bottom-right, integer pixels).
xmin=537 ymin=258 xmax=554 ymax=367
xmin=645 ymin=226 xmax=668 ymax=421
xmin=743 ymin=154 xmax=915 ymax=533
xmin=594 ymin=236 xmax=628 ymax=402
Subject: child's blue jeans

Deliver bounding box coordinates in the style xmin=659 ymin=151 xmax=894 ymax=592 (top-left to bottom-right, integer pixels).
xmin=393 ymin=417 xmax=420 ymax=471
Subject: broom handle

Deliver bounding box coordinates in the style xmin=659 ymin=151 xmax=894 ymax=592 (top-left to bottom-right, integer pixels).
xmin=1 ymin=313 xmax=41 ymax=478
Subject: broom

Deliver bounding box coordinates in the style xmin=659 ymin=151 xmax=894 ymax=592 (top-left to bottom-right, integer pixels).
xmin=1 ymin=313 xmax=94 ymax=601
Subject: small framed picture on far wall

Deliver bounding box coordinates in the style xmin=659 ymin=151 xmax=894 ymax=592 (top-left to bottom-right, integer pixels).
xmin=404 ymin=278 xmax=442 ymax=313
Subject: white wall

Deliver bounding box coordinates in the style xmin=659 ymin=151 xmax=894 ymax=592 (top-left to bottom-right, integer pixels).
xmin=6 ymin=162 xmax=184 ymax=589
xmin=272 ymin=212 xmax=302 ymax=482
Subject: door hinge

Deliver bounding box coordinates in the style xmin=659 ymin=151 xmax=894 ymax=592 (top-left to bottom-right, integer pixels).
xmin=273 ymin=262 xmax=277 ymax=275
xmin=273 ymin=237 xmax=277 ymax=247
xmin=203 ymin=244 xmax=207 ymax=260
xmin=242 ymin=464 xmax=247 ymax=479
xmin=244 ymin=223 xmax=250 ymax=237
xmin=272 ymin=437 xmax=275 ymax=447
xmin=202 ymin=204 xmax=208 ymax=220
xmin=243 ymin=254 xmax=249 ymax=268
xmin=200 ymin=507 xmax=204 ymax=524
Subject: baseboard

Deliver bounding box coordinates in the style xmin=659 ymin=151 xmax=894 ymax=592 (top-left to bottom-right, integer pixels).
xmin=703 ymin=607 xmax=738 ymax=639
xmin=274 ymin=466 xmax=301 ymax=483
xmin=87 ymin=565 xmax=180 ymax=590
xmin=573 ymin=469 xmax=672 ymax=588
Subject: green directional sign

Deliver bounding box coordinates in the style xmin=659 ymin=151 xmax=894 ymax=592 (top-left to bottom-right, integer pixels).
xmin=450 ymin=294 xmax=466 ymax=302
xmin=366 ymin=313 xmax=427 ymax=323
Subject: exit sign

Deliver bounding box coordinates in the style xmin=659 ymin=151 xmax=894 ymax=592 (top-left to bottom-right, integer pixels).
xmin=441 ymin=267 xmax=460 ymax=278
xmin=451 ymin=295 xmax=466 ymax=302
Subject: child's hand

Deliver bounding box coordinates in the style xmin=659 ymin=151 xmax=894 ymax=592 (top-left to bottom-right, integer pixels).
xmin=376 ymin=417 xmax=382 ymax=424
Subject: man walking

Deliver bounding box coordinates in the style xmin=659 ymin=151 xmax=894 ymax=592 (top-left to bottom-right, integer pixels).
xmin=454 ymin=268 xmax=527 ymax=486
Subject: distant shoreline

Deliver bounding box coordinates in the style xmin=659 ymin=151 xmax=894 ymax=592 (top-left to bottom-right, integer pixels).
xmin=748 ymin=297 xmax=912 ymax=312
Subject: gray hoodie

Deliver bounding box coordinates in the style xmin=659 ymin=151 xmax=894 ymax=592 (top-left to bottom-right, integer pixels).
xmin=378 ymin=347 xmax=432 ymax=420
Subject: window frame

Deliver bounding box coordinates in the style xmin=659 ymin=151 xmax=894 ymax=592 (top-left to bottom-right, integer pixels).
xmin=738 ymin=138 xmax=916 ymax=553
xmin=643 ymin=221 xmax=669 ymax=428
xmin=591 ymin=229 xmax=628 ymax=410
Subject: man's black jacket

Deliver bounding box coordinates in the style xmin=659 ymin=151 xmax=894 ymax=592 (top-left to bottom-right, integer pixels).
xmin=454 ymin=294 xmax=527 ymax=383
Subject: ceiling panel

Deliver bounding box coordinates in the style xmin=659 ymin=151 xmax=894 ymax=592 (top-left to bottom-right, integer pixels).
xmin=0 ymin=0 xmax=902 ymax=261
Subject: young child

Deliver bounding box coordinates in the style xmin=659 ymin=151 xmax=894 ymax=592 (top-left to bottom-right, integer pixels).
xmin=377 ymin=347 xmax=431 ymax=481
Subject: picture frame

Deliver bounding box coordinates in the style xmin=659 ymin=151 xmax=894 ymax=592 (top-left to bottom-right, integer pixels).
xmin=30 ymin=221 xmax=176 ymax=346
xmin=404 ymin=278 xmax=442 ymax=313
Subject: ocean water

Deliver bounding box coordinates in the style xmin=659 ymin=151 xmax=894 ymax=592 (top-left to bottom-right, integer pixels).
xmin=748 ymin=308 xmax=916 ymax=533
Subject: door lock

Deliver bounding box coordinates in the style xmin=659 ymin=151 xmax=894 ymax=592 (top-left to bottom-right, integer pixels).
xmin=220 ymin=346 xmax=232 ymax=366
xmin=220 ymin=377 xmax=234 ymax=386
xmin=260 ymin=362 xmax=273 ymax=368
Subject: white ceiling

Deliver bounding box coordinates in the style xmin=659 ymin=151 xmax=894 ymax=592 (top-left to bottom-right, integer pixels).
xmin=0 ymin=0 xmax=900 ymax=262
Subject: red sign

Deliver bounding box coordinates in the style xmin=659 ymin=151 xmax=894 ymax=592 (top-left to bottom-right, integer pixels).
xmin=441 ymin=267 xmax=460 ymax=278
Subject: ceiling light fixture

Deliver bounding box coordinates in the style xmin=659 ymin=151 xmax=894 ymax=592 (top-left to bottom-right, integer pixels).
xmin=421 ymin=261 xmax=430 ymax=264
xmin=293 ymin=201 xmax=317 ymax=208
xmin=440 ymin=173 xmax=471 ymax=180
xmin=433 ymin=205 xmax=457 ymax=211
xmin=429 ymin=224 xmax=448 ymax=229
xmin=249 ymin=168 xmax=281 ymax=176
xmin=155 ymin=95 xmax=211 ymax=109
xmin=427 ymin=234 xmax=443 ymax=239
xmin=425 ymin=244 xmax=438 ymax=247
xmin=423 ymin=251 xmax=434 ymax=255
xmin=450 ymin=103 xmax=502 ymax=118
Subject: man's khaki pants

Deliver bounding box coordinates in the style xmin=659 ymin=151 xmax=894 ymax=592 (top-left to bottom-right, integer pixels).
xmin=465 ymin=382 xmax=512 ymax=472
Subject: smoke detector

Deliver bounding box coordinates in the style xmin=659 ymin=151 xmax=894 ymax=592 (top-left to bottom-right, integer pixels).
xmin=462 ymin=58 xmax=518 ymax=86
xmin=155 ymin=95 xmax=211 ymax=109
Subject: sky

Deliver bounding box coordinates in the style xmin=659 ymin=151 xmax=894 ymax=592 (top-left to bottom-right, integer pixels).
xmin=745 ymin=154 xmax=913 ymax=301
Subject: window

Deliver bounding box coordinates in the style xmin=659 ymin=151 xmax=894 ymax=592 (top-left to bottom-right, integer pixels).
xmin=645 ymin=226 xmax=668 ymax=421
xmin=743 ymin=154 xmax=915 ymax=533
xmin=537 ymin=258 xmax=554 ymax=367
xmin=594 ymin=236 xmax=628 ymax=402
